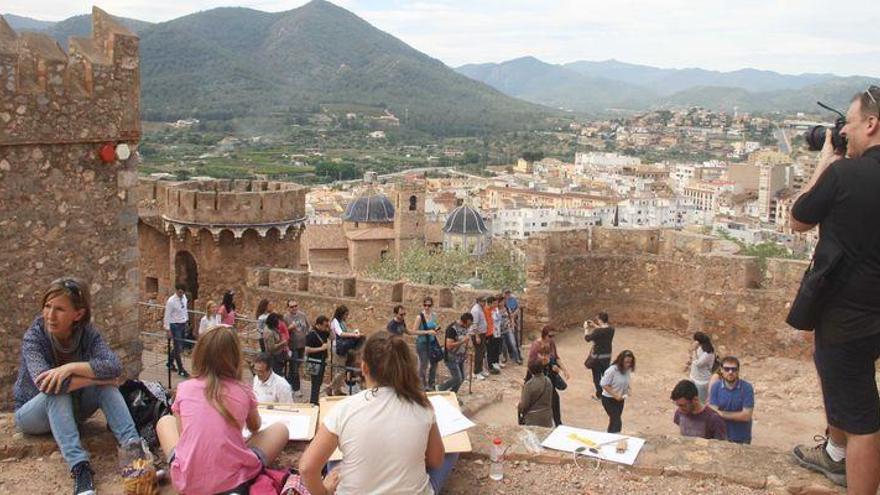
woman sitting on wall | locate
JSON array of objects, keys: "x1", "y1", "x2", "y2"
[
  {"x1": 13, "y1": 277, "x2": 142, "y2": 495},
  {"x1": 299, "y1": 331, "x2": 457, "y2": 494}
]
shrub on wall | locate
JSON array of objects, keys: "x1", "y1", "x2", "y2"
[{"x1": 364, "y1": 245, "x2": 525, "y2": 291}]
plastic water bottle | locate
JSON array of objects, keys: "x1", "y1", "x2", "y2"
[{"x1": 489, "y1": 437, "x2": 504, "y2": 481}]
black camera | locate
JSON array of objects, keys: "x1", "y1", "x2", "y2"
[{"x1": 806, "y1": 101, "x2": 847, "y2": 153}]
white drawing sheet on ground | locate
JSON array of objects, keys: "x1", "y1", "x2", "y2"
[
  {"x1": 429, "y1": 396, "x2": 476, "y2": 438},
  {"x1": 242, "y1": 410, "x2": 312, "y2": 441},
  {"x1": 541, "y1": 425, "x2": 645, "y2": 466}
]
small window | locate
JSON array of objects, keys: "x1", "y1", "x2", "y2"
[
  {"x1": 409, "y1": 195, "x2": 417, "y2": 211},
  {"x1": 145, "y1": 277, "x2": 159, "y2": 294}
]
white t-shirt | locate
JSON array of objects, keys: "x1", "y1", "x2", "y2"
[
  {"x1": 690, "y1": 348, "x2": 715, "y2": 385},
  {"x1": 330, "y1": 318, "x2": 345, "y2": 337},
  {"x1": 198, "y1": 314, "x2": 222, "y2": 336},
  {"x1": 324, "y1": 387, "x2": 435, "y2": 495},
  {"x1": 252, "y1": 372, "x2": 293, "y2": 404}
]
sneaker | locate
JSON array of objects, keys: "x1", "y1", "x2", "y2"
[
  {"x1": 489, "y1": 368, "x2": 501, "y2": 375},
  {"x1": 71, "y1": 461, "x2": 96, "y2": 495},
  {"x1": 498, "y1": 362, "x2": 506, "y2": 369},
  {"x1": 792, "y1": 436, "x2": 847, "y2": 487},
  {"x1": 492, "y1": 363, "x2": 502, "y2": 371},
  {"x1": 178, "y1": 370, "x2": 190, "y2": 378},
  {"x1": 476, "y1": 374, "x2": 486, "y2": 381}
]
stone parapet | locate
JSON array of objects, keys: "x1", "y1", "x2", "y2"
[
  {"x1": 138, "y1": 178, "x2": 307, "y2": 240},
  {"x1": 525, "y1": 227, "x2": 810, "y2": 359},
  {"x1": 0, "y1": 8, "x2": 139, "y2": 146}
]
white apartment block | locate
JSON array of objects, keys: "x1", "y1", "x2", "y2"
[
  {"x1": 616, "y1": 197, "x2": 703, "y2": 228},
  {"x1": 491, "y1": 207, "x2": 614, "y2": 239},
  {"x1": 575, "y1": 152, "x2": 641, "y2": 172}
]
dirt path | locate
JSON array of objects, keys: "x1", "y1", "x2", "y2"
[{"x1": 473, "y1": 326, "x2": 826, "y2": 451}]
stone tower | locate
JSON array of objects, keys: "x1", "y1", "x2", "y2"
[
  {"x1": 137, "y1": 178, "x2": 307, "y2": 321},
  {"x1": 392, "y1": 179, "x2": 426, "y2": 257},
  {"x1": 0, "y1": 8, "x2": 142, "y2": 409}
]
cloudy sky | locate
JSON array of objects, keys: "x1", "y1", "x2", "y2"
[{"x1": 5, "y1": 0, "x2": 880, "y2": 77}]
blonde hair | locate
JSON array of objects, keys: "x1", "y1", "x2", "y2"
[
  {"x1": 191, "y1": 325, "x2": 244, "y2": 426},
  {"x1": 205, "y1": 300, "x2": 216, "y2": 313}
]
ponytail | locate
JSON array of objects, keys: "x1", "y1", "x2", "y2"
[{"x1": 363, "y1": 331, "x2": 430, "y2": 408}]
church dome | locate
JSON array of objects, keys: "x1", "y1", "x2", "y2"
[
  {"x1": 443, "y1": 205, "x2": 488, "y2": 235},
  {"x1": 343, "y1": 193, "x2": 395, "y2": 223}
]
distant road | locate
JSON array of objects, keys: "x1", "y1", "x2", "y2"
[{"x1": 774, "y1": 124, "x2": 792, "y2": 155}]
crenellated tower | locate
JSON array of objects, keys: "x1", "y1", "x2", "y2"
[{"x1": 0, "y1": 8, "x2": 141, "y2": 409}]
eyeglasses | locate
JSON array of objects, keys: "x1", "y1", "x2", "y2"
[
  {"x1": 722, "y1": 366, "x2": 739, "y2": 373},
  {"x1": 62, "y1": 279, "x2": 81, "y2": 298},
  {"x1": 423, "y1": 304, "x2": 433, "y2": 308}
]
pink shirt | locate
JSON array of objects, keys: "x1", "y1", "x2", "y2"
[
  {"x1": 218, "y1": 306, "x2": 236, "y2": 326},
  {"x1": 278, "y1": 321, "x2": 290, "y2": 344},
  {"x1": 170, "y1": 378, "x2": 262, "y2": 495}
]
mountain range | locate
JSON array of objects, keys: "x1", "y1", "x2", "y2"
[
  {"x1": 6, "y1": 2, "x2": 879, "y2": 134},
  {"x1": 457, "y1": 57, "x2": 879, "y2": 114},
  {"x1": 4, "y1": 1, "x2": 550, "y2": 135}
]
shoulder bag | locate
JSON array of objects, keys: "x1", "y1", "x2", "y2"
[{"x1": 305, "y1": 330, "x2": 326, "y2": 376}]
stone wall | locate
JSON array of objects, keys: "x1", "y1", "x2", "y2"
[
  {"x1": 139, "y1": 178, "x2": 307, "y2": 225},
  {"x1": 525, "y1": 227, "x2": 811, "y2": 359},
  {"x1": 242, "y1": 268, "x2": 494, "y2": 336},
  {"x1": 0, "y1": 9, "x2": 141, "y2": 409}
]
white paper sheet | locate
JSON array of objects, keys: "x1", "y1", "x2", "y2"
[
  {"x1": 243, "y1": 410, "x2": 312, "y2": 441},
  {"x1": 429, "y1": 396, "x2": 476, "y2": 438},
  {"x1": 540, "y1": 425, "x2": 645, "y2": 466}
]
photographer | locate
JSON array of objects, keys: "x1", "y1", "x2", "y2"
[
  {"x1": 584, "y1": 312, "x2": 615, "y2": 400},
  {"x1": 790, "y1": 86, "x2": 880, "y2": 492}
]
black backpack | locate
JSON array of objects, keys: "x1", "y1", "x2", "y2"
[{"x1": 119, "y1": 380, "x2": 172, "y2": 450}]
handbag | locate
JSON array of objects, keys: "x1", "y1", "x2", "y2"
[
  {"x1": 428, "y1": 335, "x2": 445, "y2": 363},
  {"x1": 547, "y1": 359, "x2": 567, "y2": 390},
  {"x1": 584, "y1": 345, "x2": 598, "y2": 370},
  {"x1": 420, "y1": 313, "x2": 445, "y2": 363},
  {"x1": 786, "y1": 240, "x2": 845, "y2": 330}
]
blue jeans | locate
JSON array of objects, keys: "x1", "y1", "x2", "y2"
[
  {"x1": 502, "y1": 332, "x2": 521, "y2": 363},
  {"x1": 416, "y1": 339, "x2": 438, "y2": 389},
  {"x1": 15, "y1": 385, "x2": 140, "y2": 469},
  {"x1": 439, "y1": 356, "x2": 465, "y2": 393},
  {"x1": 166, "y1": 322, "x2": 186, "y2": 371},
  {"x1": 328, "y1": 453, "x2": 458, "y2": 492},
  {"x1": 429, "y1": 453, "x2": 459, "y2": 492}
]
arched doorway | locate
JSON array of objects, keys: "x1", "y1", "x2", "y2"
[{"x1": 174, "y1": 251, "x2": 199, "y2": 309}]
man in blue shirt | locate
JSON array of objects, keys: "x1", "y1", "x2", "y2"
[{"x1": 709, "y1": 356, "x2": 754, "y2": 444}]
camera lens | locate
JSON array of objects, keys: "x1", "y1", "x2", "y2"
[{"x1": 806, "y1": 125, "x2": 827, "y2": 151}]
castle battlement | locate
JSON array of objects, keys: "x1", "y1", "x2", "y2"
[
  {"x1": 524, "y1": 226, "x2": 810, "y2": 359},
  {"x1": 138, "y1": 178, "x2": 308, "y2": 240},
  {"x1": 0, "y1": 7, "x2": 139, "y2": 146}
]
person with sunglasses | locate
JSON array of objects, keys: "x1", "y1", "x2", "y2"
[
  {"x1": 413, "y1": 296, "x2": 441, "y2": 390},
  {"x1": 790, "y1": 85, "x2": 880, "y2": 491},
  {"x1": 709, "y1": 356, "x2": 754, "y2": 445},
  {"x1": 14, "y1": 278, "x2": 142, "y2": 495}
]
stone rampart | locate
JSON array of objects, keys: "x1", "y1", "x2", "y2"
[
  {"x1": 0, "y1": 9, "x2": 141, "y2": 409},
  {"x1": 0, "y1": 8, "x2": 139, "y2": 145},
  {"x1": 526, "y1": 227, "x2": 811, "y2": 359},
  {"x1": 243, "y1": 268, "x2": 494, "y2": 335},
  {"x1": 139, "y1": 178, "x2": 307, "y2": 226}
]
